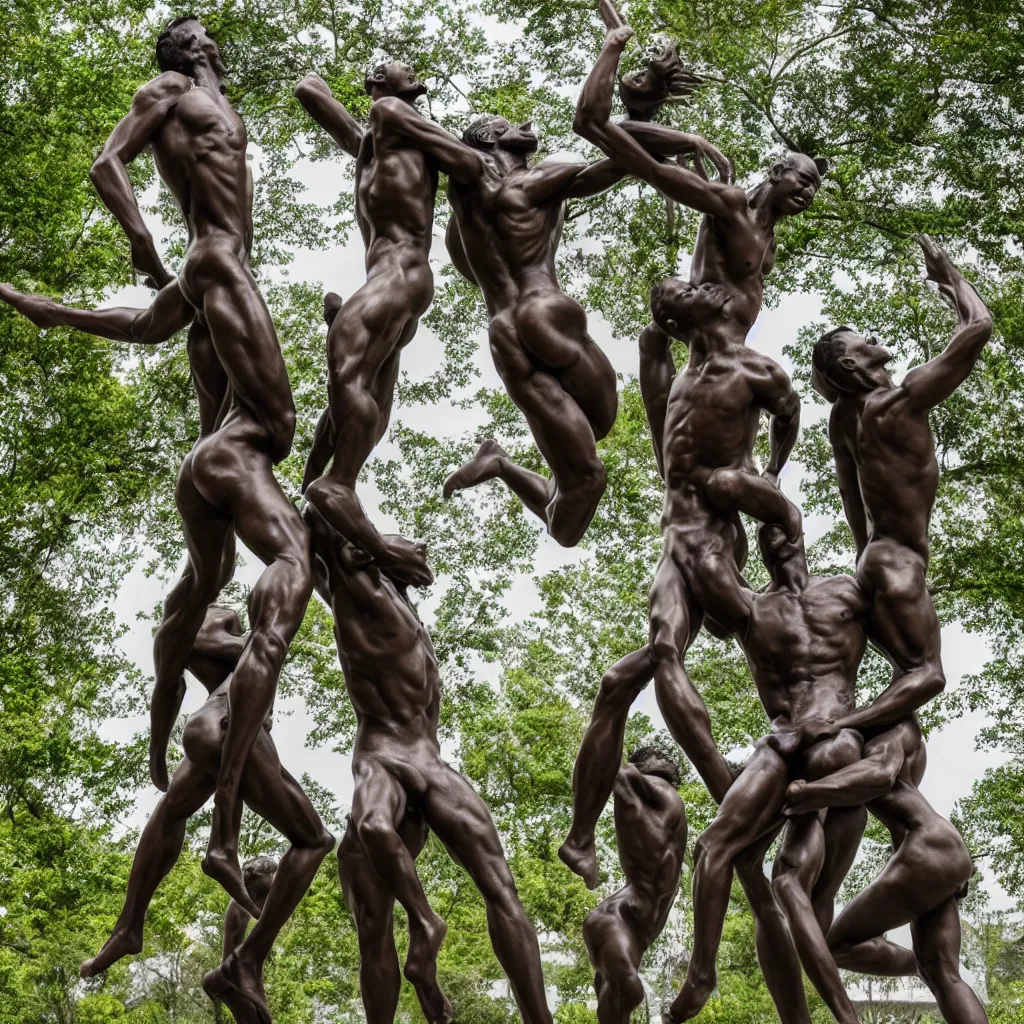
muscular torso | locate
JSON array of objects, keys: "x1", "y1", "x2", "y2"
[
  {"x1": 742, "y1": 576, "x2": 867, "y2": 724},
  {"x1": 662, "y1": 344, "x2": 773, "y2": 488},
  {"x1": 327, "y1": 571, "x2": 442, "y2": 750},
  {"x1": 356, "y1": 119, "x2": 438, "y2": 271},
  {"x1": 832, "y1": 392, "x2": 938, "y2": 559},
  {"x1": 613, "y1": 779, "x2": 687, "y2": 942},
  {"x1": 150, "y1": 78, "x2": 250, "y2": 253},
  {"x1": 687, "y1": 202, "x2": 774, "y2": 340},
  {"x1": 448, "y1": 168, "x2": 566, "y2": 316}
]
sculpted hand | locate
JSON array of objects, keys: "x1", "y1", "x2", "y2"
[
  {"x1": 781, "y1": 778, "x2": 822, "y2": 817},
  {"x1": 598, "y1": 0, "x2": 627, "y2": 31},
  {"x1": 131, "y1": 239, "x2": 173, "y2": 291},
  {"x1": 918, "y1": 233, "x2": 963, "y2": 309},
  {"x1": 695, "y1": 139, "x2": 732, "y2": 183}
]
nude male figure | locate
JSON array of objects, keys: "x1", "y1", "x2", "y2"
[
  {"x1": 305, "y1": 506, "x2": 553, "y2": 1024},
  {"x1": 582, "y1": 745, "x2": 687, "y2": 1024},
  {"x1": 293, "y1": 65, "x2": 466, "y2": 587},
  {"x1": 80, "y1": 606, "x2": 334, "y2": 1024},
  {"x1": 795, "y1": 236, "x2": 993, "y2": 751},
  {"x1": 0, "y1": 18, "x2": 315, "y2": 911},
  {"x1": 784, "y1": 718, "x2": 986, "y2": 1024}
]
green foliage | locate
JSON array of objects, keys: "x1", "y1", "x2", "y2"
[{"x1": 3, "y1": 0, "x2": 1024, "y2": 1021}]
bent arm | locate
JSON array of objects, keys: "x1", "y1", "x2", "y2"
[
  {"x1": 830, "y1": 418, "x2": 868, "y2": 556},
  {"x1": 832, "y1": 666, "x2": 942, "y2": 735},
  {"x1": 789, "y1": 738, "x2": 903, "y2": 812},
  {"x1": 370, "y1": 97, "x2": 485, "y2": 183},
  {"x1": 294, "y1": 74, "x2": 365, "y2": 157},
  {"x1": 755, "y1": 360, "x2": 801, "y2": 478},
  {"x1": 619, "y1": 121, "x2": 733, "y2": 183},
  {"x1": 560, "y1": 157, "x2": 628, "y2": 200},
  {"x1": 902, "y1": 239, "x2": 993, "y2": 412},
  {"x1": 638, "y1": 322, "x2": 674, "y2": 478},
  {"x1": 90, "y1": 74, "x2": 187, "y2": 289}
]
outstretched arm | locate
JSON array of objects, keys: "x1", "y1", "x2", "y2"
[
  {"x1": 574, "y1": 23, "x2": 744, "y2": 219},
  {"x1": 294, "y1": 74, "x2": 366, "y2": 158},
  {"x1": 369, "y1": 96, "x2": 486, "y2": 184},
  {"x1": 638, "y1": 322, "x2": 675, "y2": 478},
  {"x1": 619, "y1": 121, "x2": 733, "y2": 183},
  {"x1": 90, "y1": 73, "x2": 189, "y2": 289},
  {"x1": 902, "y1": 236, "x2": 993, "y2": 412}
]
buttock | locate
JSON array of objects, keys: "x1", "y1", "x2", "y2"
[
  {"x1": 178, "y1": 236, "x2": 250, "y2": 308},
  {"x1": 802, "y1": 728, "x2": 863, "y2": 780}
]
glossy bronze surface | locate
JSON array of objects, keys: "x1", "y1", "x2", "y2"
[
  {"x1": 80, "y1": 607, "x2": 332, "y2": 1024},
  {"x1": 305, "y1": 504, "x2": 552, "y2": 1024}
]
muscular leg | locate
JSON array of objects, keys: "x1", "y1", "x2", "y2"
[
  {"x1": 582, "y1": 904, "x2": 645, "y2": 1024},
  {"x1": 80, "y1": 757, "x2": 214, "y2": 977},
  {"x1": 305, "y1": 280, "x2": 431, "y2": 584},
  {"x1": 733, "y1": 830, "x2": 812, "y2": 1024},
  {"x1": 191, "y1": 417, "x2": 312, "y2": 914},
  {"x1": 859, "y1": 542, "x2": 945, "y2": 719},
  {"x1": 703, "y1": 467, "x2": 801, "y2": 542},
  {"x1": 670, "y1": 744, "x2": 789, "y2": 1022},
  {"x1": 771, "y1": 814, "x2": 859, "y2": 1024},
  {"x1": 648, "y1": 549, "x2": 733, "y2": 803},
  {"x1": 444, "y1": 314, "x2": 607, "y2": 548},
  {"x1": 203, "y1": 731, "x2": 334, "y2": 1024},
  {"x1": 338, "y1": 812, "x2": 441, "y2": 1024},
  {"x1": 911, "y1": 898, "x2": 987, "y2": 1024},
  {"x1": 424, "y1": 764, "x2": 552, "y2": 1024},
  {"x1": 150, "y1": 459, "x2": 236, "y2": 792},
  {"x1": 559, "y1": 646, "x2": 655, "y2": 888},
  {"x1": 349, "y1": 756, "x2": 448, "y2": 1018},
  {"x1": 0, "y1": 279, "x2": 193, "y2": 342}
]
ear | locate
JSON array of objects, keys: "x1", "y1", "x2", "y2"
[
  {"x1": 814, "y1": 156, "x2": 829, "y2": 176},
  {"x1": 769, "y1": 160, "x2": 786, "y2": 181}
]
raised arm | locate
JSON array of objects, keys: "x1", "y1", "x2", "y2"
[
  {"x1": 294, "y1": 74, "x2": 366, "y2": 158},
  {"x1": 752, "y1": 357, "x2": 801, "y2": 481},
  {"x1": 638, "y1": 322, "x2": 675, "y2": 479},
  {"x1": 369, "y1": 96, "x2": 486, "y2": 184},
  {"x1": 90, "y1": 73, "x2": 190, "y2": 289},
  {"x1": 829, "y1": 413, "x2": 869, "y2": 556},
  {"x1": 783, "y1": 729, "x2": 905, "y2": 815},
  {"x1": 901, "y1": 236, "x2": 993, "y2": 413},
  {"x1": 574, "y1": 22, "x2": 744, "y2": 219}
]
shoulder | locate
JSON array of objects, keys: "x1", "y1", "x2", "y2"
[
  {"x1": 369, "y1": 94, "x2": 416, "y2": 124},
  {"x1": 822, "y1": 572, "x2": 868, "y2": 613},
  {"x1": 134, "y1": 71, "x2": 191, "y2": 108}
]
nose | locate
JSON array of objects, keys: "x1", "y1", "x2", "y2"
[{"x1": 519, "y1": 121, "x2": 532, "y2": 132}]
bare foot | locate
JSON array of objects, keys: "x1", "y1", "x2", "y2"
[
  {"x1": 558, "y1": 836, "x2": 599, "y2": 889},
  {"x1": 668, "y1": 968, "x2": 716, "y2": 1023},
  {"x1": 203, "y1": 953, "x2": 270, "y2": 1024},
  {"x1": 80, "y1": 928, "x2": 143, "y2": 977},
  {"x1": 381, "y1": 535, "x2": 434, "y2": 588},
  {"x1": 443, "y1": 440, "x2": 508, "y2": 500},
  {"x1": 203, "y1": 847, "x2": 262, "y2": 920},
  {"x1": 404, "y1": 914, "x2": 449, "y2": 1021},
  {"x1": 0, "y1": 285, "x2": 64, "y2": 328}
]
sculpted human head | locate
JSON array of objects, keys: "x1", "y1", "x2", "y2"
[
  {"x1": 618, "y1": 41, "x2": 702, "y2": 121},
  {"x1": 649, "y1": 279, "x2": 728, "y2": 339},
  {"x1": 761, "y1": 152, "x2": 827, "y2": 218},
  {"x1": 462, "y1": 115, "x2": 539, "y2": 155},
  {"x1": 364, "y1": 61, "x2": 427, "y2": 101},
  {"x1": 628, "y1": 743, "x2": 682, "y2": 787},
  {"x1": 157, "y1": 16, "x2": 226, "y2": 85},
  {"x1": 242, "y1": 855, "x2": 278, "y2": 910},
  {"x1": 811, "y1": 326, "x2": 893, "y2": 402}
]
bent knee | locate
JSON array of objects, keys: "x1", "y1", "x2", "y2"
[{"x1": 265, "y1": 407, "x2": 297, "y2": 465}]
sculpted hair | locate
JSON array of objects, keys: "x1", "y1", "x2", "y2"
[
  {"x1": 463, "y1": 114, "x2": 503, "y2": 149},
  {"x1": 629, "y1": 742, "x2": 682, "y2": 788},
  {"x1": 242, "y1": 855, "x2": 278, "y2": 886},
  {"x1": 157, "y1": 15, "x2": 204, "y2": 75}
]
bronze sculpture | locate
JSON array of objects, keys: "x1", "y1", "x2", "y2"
[
  {"x1": 582, "y1": 745, "x2": 687, "y2": 1024},
  {"x1": 0, "y1": 16, "x2": 316, "y2": 916},
  {"x1": 305, "y1": 503, "x2": 553, "y2": 1024},
  {"x1": 81, "y1": 606, "x2": 333, "y2": 1024}
]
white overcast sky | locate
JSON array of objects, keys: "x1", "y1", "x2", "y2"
[{"x1": 96, "y1": 67, "x2": 1013, "y2": 979}]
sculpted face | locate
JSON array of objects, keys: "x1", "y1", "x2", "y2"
[
  {"x1": 366, "y1": 61, "x2": 427, "y2": 100},
  {"x1": 487, "y1": 117, "x2": 539, "y2": 153},
  {"x1": 816, "y1": 328, "x2": 893, "y2": 398},
  {"x1": 767, "y1": 153, "x2": 824, "y2": 217},
  {"x1": 168, "y1": 19, "x2": 226, "y2": 79}
]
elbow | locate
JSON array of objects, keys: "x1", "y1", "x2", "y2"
[
  {"x1": 572, "y1": 108, "x2": 600, "y2": 143},
  {"x1": 293, "y1": 74, "x2": 322, "y2": 101},
  {"x1": 88, "y1": 154, "x2": 111, "y2": 191}
]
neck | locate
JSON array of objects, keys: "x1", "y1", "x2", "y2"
[
  {"x1": 747, "y1": 184, "x2": 778, "y2": 231},
  {"x1": 192, "y1": 61, "x2": 224, "y2": 93},
  {"x1": 493, "y1": 148, "x2": 530, "y2": 173}
]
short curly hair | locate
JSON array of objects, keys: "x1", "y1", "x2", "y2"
[
  {"x1": 463, "y1": 114, "x2": 504, "y2": 149},
  {"x1": 629, "y1": 742, "x2": 682, "y2": 787},
  {"x1": 242, "y1": 855, "x2": 278, "y2": 887}
]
